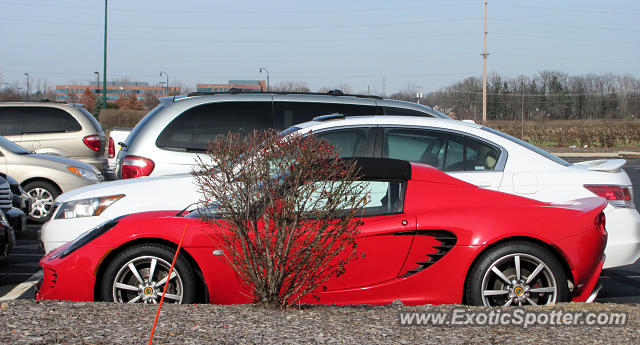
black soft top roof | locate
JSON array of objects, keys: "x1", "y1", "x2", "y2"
[{"x1": 348, "y1": 157, "x2": 411, "y2": 181}]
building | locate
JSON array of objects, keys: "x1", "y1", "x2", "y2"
[
  {"x1": 196, "y1": 80, "x2": 266, "y2": 93},
  {"x1": 55, "y1": 82, "x2": 179, "y2": 103}
]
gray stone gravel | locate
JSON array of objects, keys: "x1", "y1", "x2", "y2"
[{"x1": 1, "y1": 300, "x2": 639, "y2": 344}]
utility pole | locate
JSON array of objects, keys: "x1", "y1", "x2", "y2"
[
  {"x1": 24, "y1": 73, "x2": 30, "y2": 101},
  {"x1": 259, "y1": 67, "x2": 269, "y2": 92},
  {"x1": 521, "y1": 80, "x2": 525, "y2": 138},
  {"x1": 482, "y1": 0, "x2": 488, "y2": 124}
]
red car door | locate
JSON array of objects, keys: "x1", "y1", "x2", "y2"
[{"x1": 321, "y1": 213, "x2": 416, "y2": 291}]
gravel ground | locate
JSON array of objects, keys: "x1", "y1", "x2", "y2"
[{"x1": 1, "y1": 300, "x2": 639, "y2": 344}]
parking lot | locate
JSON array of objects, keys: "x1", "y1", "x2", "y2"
[{"x1": 1, "y1": 157, "x2": 640, "y2": 303}]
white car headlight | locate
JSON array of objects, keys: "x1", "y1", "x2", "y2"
[
  {"x1": 66, "y1": 166, "x2": 98, "y2": 181},
  {"x1": 55, "y1": 194, "x2": 125, "y2": 219}
]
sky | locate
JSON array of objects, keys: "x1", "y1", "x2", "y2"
[{"x1": 1, "y1": 0, "x2": 639, "y2": 95}]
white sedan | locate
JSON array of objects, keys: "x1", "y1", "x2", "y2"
[{"x1": 40, "y1": 116, "x2": 640, "y2": 268}]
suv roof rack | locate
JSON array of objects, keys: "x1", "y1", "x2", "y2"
[
  {"x1": 312, "y1": 113, "x2": 346, "y2": 122},
  {"x1": 185, "y1": 89, "x2": 383, "y2": 100}
]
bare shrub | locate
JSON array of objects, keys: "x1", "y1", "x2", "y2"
[
  {"x1": 99, "y1": 109, "x2": 147, "y2": 130},
  {"x1": 194, "y1": 130, "x2": 369, "y2": 308}
]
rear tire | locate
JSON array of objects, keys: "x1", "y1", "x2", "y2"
[
  {"x1": 466, "y1": 241, "x2": 569, "y2": 306},
  {"x1": 24, "y1": 181, "x2": 59, "y2": 223},
  {"x1": 101, "y1": 244, "x2": 197, "y2": 304}
]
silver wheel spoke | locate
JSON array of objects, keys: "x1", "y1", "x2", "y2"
[
  {"x1": 530, "y1": 287, "x2": 556, "y2": 293},
  {"x1": 114, "y1": 282, "x2": 139, "y2": 292},
  {"x1": 128, "y1": 263, "x2": 145, "y2": 284},
  {"x1": 525, "y1": 263, "x2": 546, "y2": 284},
  {"x1": 515, "y1": 255, "x2": 521, "y2": 281},
  {"x1": 525, "y1": 297, "x2": 538, "y2": 305},
  {"x1": 149, "y1": 259, "x2": 157, "y2": 282},
  {"x1": 163, "y1": 293, "x2": 181, "y2": 301},
  {"x1": 483, "y1": 290, "x2": 509, "y2": 296},
  {"x1": 155, "y1": 271, "x2": 177, "y2": 287},
  {"x1": 503, "y1": 298, "x2": 514, "y2": 306},
  {"x1": 491, "y1": 266, "x2": 512, "y2": 285},
  {"x1": 127, "y1": 296, "x2": 142, "y2": 304}
]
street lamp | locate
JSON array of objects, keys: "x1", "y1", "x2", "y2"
[
  {"x1": 102, "y1": 0, "x2": 108, "y2": 113},
  {"x1": 24, "y1": 73, "x2": 29, "y2": 101},
  {"x1": 160, "y1": 71, "x2": 168, "y2": 95},
  {"x1": 259, "y1": 67, "x2": 269, "y2": 92}
]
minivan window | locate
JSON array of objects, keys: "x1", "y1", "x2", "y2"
[
  {"x1": 22, "y1": 107, "x2": 81, "y2": 133},
  {"x1": 156, "y1": 101, "x2": 272, "y2": 151},
  {"x1": 274, "y1": 102, "x2": 378, "y2": 129},
  {"x1": 0, "y1": 107, "x2": 22, "y2": 136}
]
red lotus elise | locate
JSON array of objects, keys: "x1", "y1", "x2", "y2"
[{"x1": 37, "y1": 159, "x2": 608, "y2": 306}]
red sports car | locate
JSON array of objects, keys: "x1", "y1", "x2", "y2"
[{"x1": 37, "y1": 159, "x2": 608, "y2": 306}]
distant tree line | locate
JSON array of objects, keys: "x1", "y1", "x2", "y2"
[{"x1": 391, "y1": 71, "x2": 640, "y2": 121}]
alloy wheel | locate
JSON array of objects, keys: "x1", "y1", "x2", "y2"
[
  {"x1": 481, "y1": 253, "x2": 558, "y2": 306},
  {"x1": 27, "y1": 187, "x2": 54, "y2": 219},
  {"x1": 112, "y1": 255, "x2": 184, "y2": 304}
]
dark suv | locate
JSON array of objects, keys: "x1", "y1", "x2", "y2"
[{"x1": 116, "y1": 91, "x2": 450, "y2": 178}]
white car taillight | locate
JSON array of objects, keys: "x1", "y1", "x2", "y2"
[
  {"x1": 121, "y1": 155, "x2": 155, "y2": 179},
  {"x1": 584, "y1": 185, "x2": 635, "y2": 208}
]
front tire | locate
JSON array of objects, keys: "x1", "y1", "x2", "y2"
[
  {"x1": 24, "y1": 181, "x2": 59, "y2": 223},
  {"x1": 466, "y1": 242, "x2": 569, "y2": 306},
  {"x1": 101, "y1": 244, "x2": 196, "y2": 304}
]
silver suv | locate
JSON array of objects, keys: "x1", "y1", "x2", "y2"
[
  {"x1": 116, "y1": 91, "x2": 449, "y2": 179},
  {"x1": 0, "y1": 102, "x2": 108, "y2": 172}
]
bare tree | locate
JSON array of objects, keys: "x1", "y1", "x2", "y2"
[
  {"x1": 194, "y1": 130, "x2": 369, "y2": 308},
  {"x1": 142, "y1": 92, "x2": 160, "y2": 109},
  {"x1": 79, "y1": 88, "x2": 97, "y2": 112},
  {"x1": 270, "y1": 81, "x2": 310, "y2": 92}
]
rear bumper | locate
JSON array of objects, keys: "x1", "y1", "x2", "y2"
[
  {"x1": 75, "y1": 156, "x2": 108, "y2": 173},
  {"x1": 603, "y1": 207, "x2": 640, "y2": 268}
]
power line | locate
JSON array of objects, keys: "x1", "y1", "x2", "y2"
[
  {"x1": 445, "y1": 90, "x2": 640, "y2": 97},
  {"x1": 494, "y1": 18, "x2": 640, "y2": 32},
  {"x1": 492, "y1": 1, "x2": 640, "y2": 16},
  {"x1": 0, "y1": 0, "x2": 478, "y2": 14},
  {"x1": 0, "y1": 16, "x2": 478, "y2": 31},
  {"x1": 492, "y1": 32, "x2": 640, "y2": 46},
  {"x1": 17, "y1": 31, "x2": 474, "y2": 44},
  {"x1": 494, "y1": 52, "x2": 640, "y2": 65}
]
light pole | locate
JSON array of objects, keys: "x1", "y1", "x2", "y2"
[
  {"x1": 160, "y1": 71, "x2": 168, "y2": 95},
  {"x1": 159, "y1": 81, "x2": 166, "y2": 96},
  {"x1": 24, "y1": 73, "x2": 30, "y2": 101},
  {"x1": 259, "y1": 67, "x2": 269, "y2": 92},
  {"x1": 94, "y1": 71, "x2": 101, "y2": 111},
  {"x1": 102, "y1": 0, "x2": 108, "y2": 112}
]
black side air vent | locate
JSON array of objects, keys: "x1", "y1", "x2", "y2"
[{"x1": 399, "y1": 230, "x2": 457, "y2": 278}]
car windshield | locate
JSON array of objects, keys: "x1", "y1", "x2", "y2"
[
  {"x1": 0, "y1": 136, "x2": 30, "y2": 154},
  {"x1": 481, "y1": 126, "x2": 571, "y2": 167},
  {"x1": 186, "y1": 179, "x2": 405, "y2": 219}
]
